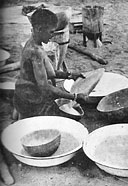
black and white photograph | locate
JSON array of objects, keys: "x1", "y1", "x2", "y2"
[{"x1": 0, "y1": 0, "x2": 128, "y2": 185}]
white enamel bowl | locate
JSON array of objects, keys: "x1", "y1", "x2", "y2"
[
  {"x1": 83, "y1": 124, "x2": 128, "y2": 177},
  {"x1": 55, "y1": 98, "x2": 84, "y2": 121},
  {"x1": 0, "y1": 79, "x2": 16, "y2": 99},
  {"x1": 0, "y1": 49, "x2": 10, "y2": 66},
  {"x1": 64, "y1": 72, "x2": 128, "y2": 103},
  {"x1": 0, "y1": 81, "x2": 15, "y2": 90},
  {"x1": 1, "y1": 116, "x2": 88, "y2": 167}
]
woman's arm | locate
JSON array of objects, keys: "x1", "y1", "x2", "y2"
[
  {"x1": 54, "y1": 70, "x2": 86, "y2": 80},
  {"x1": 31, "y1": 49, "x2": 75, "y2": 100},
  {"x1": 54, "y1": 70, "x2": 70, "y2": 79}
]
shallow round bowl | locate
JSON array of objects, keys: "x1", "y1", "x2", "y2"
[
  {"x1": 55, "y1": 98, "x2": 84, "y2": 121},
  {"x1": 1, "y1": 116, "x2": 88, "y2": 167},
  {"x1": 64, "y1": 71, "x2": 128, "y2": 105},
  {"x1": 83, "y1": 124, "x2": 128, "y2": 177},
  {"x1": 0, "y1": 49, "x2": 10, "y2": 66},
  {"x1": 0, "y1": 78, "x2": 16, "y2": 100},
  {"x1": 21, "y1": 129, "x2": 61, "y2": 157}
]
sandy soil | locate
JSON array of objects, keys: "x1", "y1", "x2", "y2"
[{"x1": 1, "y1": 0, "x2": 128, "y2": 185}]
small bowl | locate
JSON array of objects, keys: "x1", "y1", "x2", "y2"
[
  {"x1": 55, "y1": 98, "x2": 84, "y2": 121},
  {"x1": 0, "y1": 49, "x2": 10, "y2": 66},
  {"x1": 21, "y1": 129, "x2": 61, "y2": 157},
  {"x1": 0, "y1": 79, "x2": 15, "y2": 100}
]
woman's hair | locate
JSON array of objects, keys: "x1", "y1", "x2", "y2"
[{"x1": 31, "y1": 8, "x2": 58, "y2": 29}]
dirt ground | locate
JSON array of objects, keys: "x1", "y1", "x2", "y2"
[{"x1": 1, "y1": 0, "x2": 128, "y2": 185}]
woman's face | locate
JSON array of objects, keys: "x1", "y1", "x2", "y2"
[{"x1": 39, "y1": 25, "x2": 56, "y2": 44}]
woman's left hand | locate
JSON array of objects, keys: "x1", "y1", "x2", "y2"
[{"x1": 69, "y1": 72, "x2": 86, "y2": 80}]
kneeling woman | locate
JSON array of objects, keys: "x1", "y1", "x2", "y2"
[{"x1": 14, "y1": 8, "x2": 87, "y2": 119}]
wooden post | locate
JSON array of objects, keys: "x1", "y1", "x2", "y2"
[{"x1": 82, "y1": 5, "x2": 104, "y2": 48}]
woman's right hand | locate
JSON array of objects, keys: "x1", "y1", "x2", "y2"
[{"x1": 75, "y1": 93, "x2": 88, "y2": 105}]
